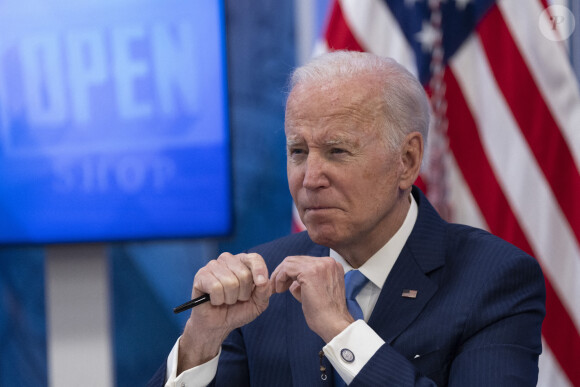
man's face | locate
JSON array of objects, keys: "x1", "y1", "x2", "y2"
[{"x1": 285, "y1": 76, "x2": 408, "y2": 258}]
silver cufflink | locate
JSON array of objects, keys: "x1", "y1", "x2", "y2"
[{"x1": 340, "y1": 348, "x2": 355, "y2": 363}]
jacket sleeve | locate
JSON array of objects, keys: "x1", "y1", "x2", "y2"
[
  {"x1": 213, "y1": 328, "x2": 250, "y2": 386},
  {"x1": 146, "y1": 363, "x2": 168, "y2": 387},
  {"x1": 446, "y1": 253, "x2": 545, "y2": 386},
  {"x1": 146, "y1": 328, "x2": 249, "y2": 387}
]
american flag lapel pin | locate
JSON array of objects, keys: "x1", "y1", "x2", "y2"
[{"x1": 402, "y1": 289, "x2": 418, "y2": 299}]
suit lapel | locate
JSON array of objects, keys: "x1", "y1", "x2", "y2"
[
  {"x1": 368, "y1": 187, "x2": 447, "y2": 344},
  {"x1": 367, "y1": 245, "x2": 439, "y2": 344}
]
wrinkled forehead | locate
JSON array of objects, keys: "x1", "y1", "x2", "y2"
[
  {"x1": 287, "y1": 74, "x2": 381, "y2": 105},
  {"x1": 285, "y1": 77, "x2": 386, "y2": 136}
]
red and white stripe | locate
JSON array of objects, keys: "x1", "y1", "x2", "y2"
[{"x1": 294, "y1": 0, "x2": 580, "y2": 385}]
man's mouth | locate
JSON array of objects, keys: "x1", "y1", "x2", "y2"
[{"x1": 304, "y1": 206, "x2": 336, "y2": 213}]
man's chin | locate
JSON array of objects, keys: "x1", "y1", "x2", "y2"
[{"x1": 305, "y1": 227, "x2": 340, "y2": 248}]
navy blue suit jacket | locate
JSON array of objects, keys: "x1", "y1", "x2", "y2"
[{"x1": 149, "y1": 187, "x2": 545, "y2": 386}]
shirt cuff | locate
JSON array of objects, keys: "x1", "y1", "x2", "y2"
[
  {"x1": 323, "y1": 320, "x2": 385, "y2": 384},
  {"x1": 165, "y1": 336, "x2": 221, "y2": 387}
]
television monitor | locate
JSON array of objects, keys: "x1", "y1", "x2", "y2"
[{"x1": 0, "y1": 0, "x2": 232, "y2": 243}]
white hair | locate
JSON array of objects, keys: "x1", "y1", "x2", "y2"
[{"x1": 289, "y1": 51, "x2": 430, "y2": 153}]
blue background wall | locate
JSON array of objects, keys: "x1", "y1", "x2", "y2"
[
  {"x1": 0, "y1": 1, "x2": 296, "y2": 386},
  {"x1": 110, "y1": 2, "x2": 296, "y2": 385}
]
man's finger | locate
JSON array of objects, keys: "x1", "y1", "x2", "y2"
[
  {"x1": 193, "y1": 269, "x2": 225, "y2": 305},
  {"x1": 240, "y1": 253, "x2": 268, "y2": 286},
  {"x1": 205, "y1": 259, "x2": 242, "y2": 305},
  {"x1": 220, "y1": 254, "x2": 254, "y2": 301},
  {"x1": 289, "y1": 280, "x2": 302, "y2": 303},
  {"x1": 270, "y1": 256, "x2": 309, "y2": 294},
  {"x1": 273, "y1": 268, "x2": 293, "y2": 294},
  {"x1": 252, "y1": 275, "x2": 272, "y2": 311}
]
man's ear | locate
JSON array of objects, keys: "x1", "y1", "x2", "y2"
[{"x1": 399, "y1": 132, "x2": 424, "y2": 191}]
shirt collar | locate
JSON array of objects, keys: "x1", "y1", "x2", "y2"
[{"x1": 330, "y1": 194, "x2": 418, "y2": 289}]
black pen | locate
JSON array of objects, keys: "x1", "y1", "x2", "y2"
[{"x1": 173, "y1": 294, "x2": 211, "y2": 314}]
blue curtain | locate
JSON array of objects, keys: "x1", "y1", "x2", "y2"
[{"x1": 0, "y1": 248, "x2": 47, "y2": 387}]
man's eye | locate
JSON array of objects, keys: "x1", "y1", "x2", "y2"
[
  {"x1": 289, "y1": 148, "x2": 305, "y2": 156},
  {"x1": 330, "y1": 148, "x2": 346, "y2": 154}
]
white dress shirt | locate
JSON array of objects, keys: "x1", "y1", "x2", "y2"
[
  {"x1": 166, "y1": 196, "x2": 418, "y2": 387},
  {"x1": 324, "y1": 195, "x2": 418, "y2": 383}
]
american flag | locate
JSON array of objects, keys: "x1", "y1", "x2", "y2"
[{"x1": 293, "y1": 0, "x2": 580, "y2": 385}]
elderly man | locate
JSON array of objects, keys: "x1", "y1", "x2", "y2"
[{"x1": 151, "y1": 51, "x2": 545, "y2": 386}]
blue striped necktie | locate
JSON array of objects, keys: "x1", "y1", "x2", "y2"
[{"x1": 334, "y1": 270, "x2": 369, "y2": 386}]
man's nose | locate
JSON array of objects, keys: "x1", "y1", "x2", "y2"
[{"x1": 302, "y1": 153, "x2": 330, "y2": 190}]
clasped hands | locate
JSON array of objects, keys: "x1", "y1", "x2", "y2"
[{"x1": 178, "y1": 252, "x2": 355, "y2": 372}]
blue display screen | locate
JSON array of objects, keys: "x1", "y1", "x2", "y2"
[{"x1": 0, "y1": 0, "x2": 231, "y2": 243}]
